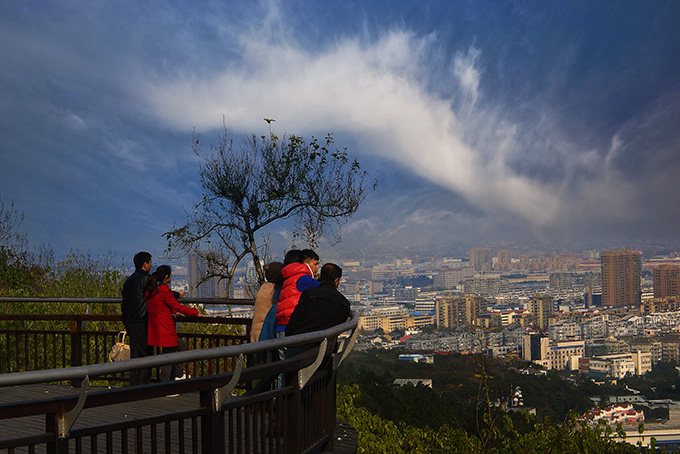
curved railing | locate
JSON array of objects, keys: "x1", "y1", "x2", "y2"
[
  {"x1": 0, "y1": 297, "x2": 254, "y2": 381},
  {"x1": 0, "y1": 297, "x2": 359, "y2": 454}
]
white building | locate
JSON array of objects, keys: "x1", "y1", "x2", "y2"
[{"x1": 578, "y1": 351, "x2": 652, "y2": 378}]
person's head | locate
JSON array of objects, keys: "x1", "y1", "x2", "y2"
[
  {"x1": 133, "y1": 251, "x2": 152, "y2": 272},
  {"x1": 319, "y1": 263, "x2": 342, "y2": 287},
  {"x1": 300, "y1": 249, "x2": 320, "y2": 276},
  {"x1": 155, "y1": 265, "x2": 172, "y2": 284},
  {"x1": 264, "y1": 262, "x2": 284, "y2": 283},
  {"x1": 146, "y1": 264, "x2": 172, "y2": 292},
  {"x1": 283, "y1": 249, "x2": 301, "y2": 266}
]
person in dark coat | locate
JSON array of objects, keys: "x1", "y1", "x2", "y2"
[
  {"x1": 121, "y1": 251, "x2": 153, "y2": 386},
  {"x1": 285, "y1": 263, "x2": 350, "y2": 358}
]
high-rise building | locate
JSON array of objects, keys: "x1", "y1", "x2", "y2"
[
  {"x1": 469, "y1": 248, "x2": 492, "y2": 272},
  {"x1": 188, "y1": 253, "x2": 229, "y2": 298},
  {"x1": 522, "y1": 332, "x2": 548, "y2": 362},
  {"x1": 600, "y1": 248, "x2": 641, "y2": 307},
  {"x1": 527, "y1": 295, "x2": 553, "y2": 331},
  {"x1": 435, "y1": 295, "x2": 485, "y2": 328},
  {"x1": 495, "y1": 250, "x2": 511, "y2": 271},
  {"x1": 653, "y1": 265, "x2": 680, "y2": 298}
]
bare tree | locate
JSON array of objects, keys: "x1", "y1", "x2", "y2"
[
  {"x1": 0, "y1": 197, "x2": 28, "y2": 256},
  {"x1": 0, "y1": 197, "x2": 53, "y2": 294},
  {"x1": 164, "y1": 120, "x2": 375, "y2": 294}
]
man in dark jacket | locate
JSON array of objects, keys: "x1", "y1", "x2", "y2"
[
  {"x1": 285, "y1": 263, "x2": 350, "y2": 357},
  {"x1": 121, "y1": 251, "x2": 153, "y2": 386}
]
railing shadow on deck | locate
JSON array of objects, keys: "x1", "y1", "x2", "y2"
[{"x1": 0, "y1": 297, "x2": 359, "y2": 454}]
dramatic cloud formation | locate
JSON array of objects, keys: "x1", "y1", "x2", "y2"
[
  {"x1": 144, "y1": 25, "x2": 562, "y2": 223},
  {"x1": 1, "y1": 1, "x2": 679, "y2": 260}
]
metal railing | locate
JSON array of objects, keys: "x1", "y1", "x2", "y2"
[
  {"x1": 0, "y1": 297, "x2": 359, "y2": 454},
  {"x1": 0, "y1": 297, "x2": 253, "y2": 382}
]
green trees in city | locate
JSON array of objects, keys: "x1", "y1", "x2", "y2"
[
  {"x1": 337, "y1": 351, "x2": 652, "y2": 453},
  {"x1": 337, "y1": 383, "x2": 644, "y2": 453}
]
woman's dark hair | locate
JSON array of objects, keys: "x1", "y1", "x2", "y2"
[
  {"x1": 275, "y1": 250, "x2": 302, "y2": 290},
  {"x1": 283, "y1": 249, "x2": 301, "y2": 265},
  {"x1": 147, "y1": 265, "x2": 172, "y2": 293},
  {"x1": 264, "y1": 262, "x2": 284, "y2": 283}
]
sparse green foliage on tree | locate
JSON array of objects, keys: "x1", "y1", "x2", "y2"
[
  {"x1": 0, "y1": 197, "x2": 53, "y2": 295},
  {"x1": 164, "y1": 120, "x2": 375, "y2": 294},
  {"x1": 1, "y1": 197, "x2": 125, "y2": 323}
]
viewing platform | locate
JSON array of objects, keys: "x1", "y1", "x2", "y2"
[{"x1": 0, "y1": 297, "x2": 358, "y2": 453}]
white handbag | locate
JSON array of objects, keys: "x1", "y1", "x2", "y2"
[{"x1": 109, "y1": 331, "x2": 131, "y2": 361}]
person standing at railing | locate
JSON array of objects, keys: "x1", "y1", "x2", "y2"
[
  {"x1": 250, "y1": 261, "x2": 283, "y2": 343},
  {"x1": 257, "y1": 249, "x2": 301, "y2": 345},
  {"x1": 146, "y1": 265, "x2": 201, "y2": 381},
  {"x1": 285, "y1": 263, "x2": 350, "y2": 358},
  {"x1": 121, "y1": 251, "x2": 154, "y2": 386},
  {"x1": 275, "y1": 249, "x2": 320, "y2": 338}
]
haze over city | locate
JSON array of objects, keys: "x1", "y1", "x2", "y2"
[{"x1": 1, "y1": 1, "x2": 679, "y2": 262}]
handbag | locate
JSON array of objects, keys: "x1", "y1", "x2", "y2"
[{"x1": 109, "y1": 331, "x2": 131, "y2": 361}]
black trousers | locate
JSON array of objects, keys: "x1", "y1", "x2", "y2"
[
  {"x1": 124, "y1": 318, "x2": 153, "y2": 386},
  {"x1": 156, "y1": 338, "x2": 188, "y2": 381}
]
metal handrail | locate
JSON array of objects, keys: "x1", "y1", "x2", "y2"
[
  {"x1": 0, "y1": 296, "x2": 256, "y2": 306},
  {"x1": 0, "y1": 311, "x2": 359, "y2": 387}
]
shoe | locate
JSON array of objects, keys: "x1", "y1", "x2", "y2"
[{"x1": 175, "y1": 373, "x2": 190, "y2": 380}]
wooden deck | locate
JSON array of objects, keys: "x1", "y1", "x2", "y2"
[
  {"x1": 0, "y1": 384, "x2": 356, "y2": 453},
  {"x1": 0, "y1": 383, "x2": 197, "y2": 432}
]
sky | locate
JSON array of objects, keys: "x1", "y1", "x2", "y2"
[{"x1": 1, "y1": 0, "x2": 680, "y2": 264}]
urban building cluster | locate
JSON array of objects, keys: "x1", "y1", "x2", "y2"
[
  {"x1": 174, "y1": 248, "x2": 680, "y2": 380},
  {"x1": 342, "y1": 247, "x2": 680, "y2": 379}
]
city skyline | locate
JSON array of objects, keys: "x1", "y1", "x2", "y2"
[{"x1": 2, "y1": 1, "x2": 680, "y2": 263}]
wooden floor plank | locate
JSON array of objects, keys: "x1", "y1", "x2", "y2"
[
  {"x1": 0, "y1": 384, "x2": 198, "y2": 442},
  {"x1": 1, "y1": 384, "x2": 358, "y2": 453}
]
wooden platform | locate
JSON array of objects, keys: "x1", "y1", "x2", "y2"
[
  {"x1": 323, "y1": 419, "x2": 358, "y2": 454},
  {"x1": 0, "y1": 384, "x2": 357, "y2": 453},
  {"x1": 0, "y1": 383, "x2": 198, "y2": 435}
]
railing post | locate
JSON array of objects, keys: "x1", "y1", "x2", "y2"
[
  {"x1": 200, "y1": 389, "x2": 226, "y2": 454},
  {"x1": 45, "y1": 413, "x2": 69, "y2": 454},
  {"x1": 285, "y1": 370, "x2": 302, "y2": 454},
  {"x1": 70, "y1": 319, "x2": 83, "y2": 388},
  {"x1": 325, "y1": 356, "x2": 338, "y2": 451}
]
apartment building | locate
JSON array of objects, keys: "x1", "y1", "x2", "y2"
[
  {"x1": 653, "y1": 265, "x2": 680, "y2": 298},
  {"x1": 435, "y1": 295, "x2": 486, "y2": 328},
  {"x1": 188, "y1": 253, "x2": 229, "y2": 298},
  {"x1": 578, "y1": 351, "x2": 652, "y2": 378},
  {"x1": 601, "y1": 248, "x2": 641, "y2": 307}
]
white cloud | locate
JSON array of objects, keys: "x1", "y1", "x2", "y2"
[
  {"x1": 142, "y1": 22, "x2": 567, "y2": 229},
  {"x1": 453, "y1": 46, "x2": 481, "y2": 106},
  {"x1": 138, "y1": 3, "x2": 680, "y2": 240}
]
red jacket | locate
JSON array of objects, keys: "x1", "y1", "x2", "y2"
[
  {"x1": 146, "y1": 284, "x2": 199, "y2": 347},
  {"x1": 275, "y1": 262, "x2": 318, "y2": 327}
]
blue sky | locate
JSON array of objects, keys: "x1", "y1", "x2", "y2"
[{"x1": 1, "y1": 1, "x2": 679, "y2": 263}]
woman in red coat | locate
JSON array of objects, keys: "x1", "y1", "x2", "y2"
[{"x1": 146, "y1": 265, "x2": 200, "y2": 381}]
